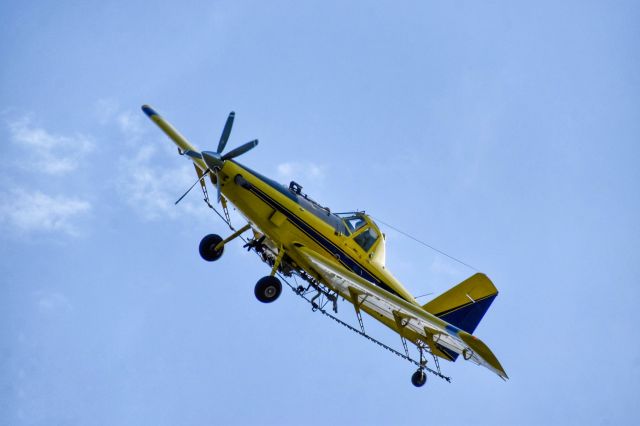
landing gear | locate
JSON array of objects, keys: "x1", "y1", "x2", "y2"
[
  {"x1": 411, "y1": 369, "x2": 427, "y2": 387},
  {"x1": 253, "y1": 244, "x2": 286, "y2": 303},
  {"x1": 410, "y1": 345, "x2": 429, "y2": 387},
  {"x1": 199, "y1": 234, "x2": 224, "y2": 261},
  {"x1": 255, "y1": 276, "x2": 282, "y2": 303},
  {"x1": 199, "y1": 224, "x2": 252, "y2": 262}
]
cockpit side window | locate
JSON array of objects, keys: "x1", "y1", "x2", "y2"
[
  {"x1": 344, "y1": 216, "x2": 367, "y2": 233},
  {"x1": 354, "y1": 227, "x2": 379, "y2": 252}
]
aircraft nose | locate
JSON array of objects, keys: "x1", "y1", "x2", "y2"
[{"x1": 202, "y1": 151, "x2": 224, "y2": 170}]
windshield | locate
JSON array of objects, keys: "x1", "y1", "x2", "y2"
[{"x1": 354, "y1": 227, "x2": 379, "y2": 252}]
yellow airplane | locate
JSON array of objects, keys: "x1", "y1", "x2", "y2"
[{"x1": 142, "y1": 105, "x2": 508, "y2": 387}]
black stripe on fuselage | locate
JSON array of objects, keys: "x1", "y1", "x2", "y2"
[{"x1": 234, "y1": 165, "x2": 404, "y2": 300}]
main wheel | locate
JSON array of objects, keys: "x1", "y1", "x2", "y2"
[
  {"x1": 254, "y1": 276, "x2": 282, "y2": 303},
  {"x1": 411, "y1": 369, "x2": 427, "y2": 387},
  {"x1": 199, "y1": 234, "x2": 224, "y2": 261}
]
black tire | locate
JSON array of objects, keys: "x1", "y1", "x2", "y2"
[
  {"x1": 411, "y1": 369, "x2": 427, "y2": 387},
  {"x1": 254, "y1": 276, "x2": 282, "y2": 303},
  {"x1": 199, "y1": 234, "x2": 224, "y2": 262}
]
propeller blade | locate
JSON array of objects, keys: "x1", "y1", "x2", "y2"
[
  {"x1": 216, "y1": 172, "x2": 222, "y2": 203},
  {"x1": 217, "y1": 111, "x2": 235, "y2": 154},
  {"x1": 175, "y1": 169, "x2": 210, "y2": 205},
  {"x1": 141, "y1": 105, "x2": 194, "y2": 152},
  {"x1": 221, "y1": 139, "x2": 259, "y2": 161}
]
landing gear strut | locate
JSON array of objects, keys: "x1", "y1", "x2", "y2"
[
  {"x1": 254, "y1": 245, "x2": 285, "y2": 303},
  {"x1": 411, "y1": 346, "x2": 428, "y2": 387}
]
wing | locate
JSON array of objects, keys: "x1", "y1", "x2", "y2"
[{"x1": 292, "y1": 246, "x2": 508, "y2": 380}]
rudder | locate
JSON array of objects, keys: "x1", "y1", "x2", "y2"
[{"x1": 422, "y1": 273, "x2": 498, "y2": 335}]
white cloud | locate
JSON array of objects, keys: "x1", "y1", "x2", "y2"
[
  {"x1": 95, "y1": 99, "x2": 146, "y2": 142},
  {"x1": 105, "y1": 102, "x2": 238, "y2": 223},
  {"x1": 99, "y1": 102, "x2": 207, "y2": 221},
  {"x1": 276, "y1": 161, "x2": 326, "y2": 185},
  {"x1": 117, "y1": 110, "x2": 145, "y2": 141},
  {"x1": 0, "y1": 189, "x2": 91, "y2": 236},
  {"x1": 7, "y1": 116, "x2": 93, "y2": 175},
  {"x1": 117, "y1": 144, "x2": 210, "y2": 221},
  {"x1": 95, "y1": 98, "x2": 120, "y2": 124}
]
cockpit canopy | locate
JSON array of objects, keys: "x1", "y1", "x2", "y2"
[
  {"x1": 339, "y1": 213, "x2": 368, "y2": 234},
  {"x1": 280, "y1": 180, "x2": 386, "y2": 264},
  {"x1": 335, "y1": 212, "x2": 384, "y2": 261}
]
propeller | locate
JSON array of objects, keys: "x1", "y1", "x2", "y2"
[
  {"x1": 165, "y1": 110, "x2": 258, "y2": 205},
  {"x1": 200, "y1": 111, "x2": 259, "y2": 203},
  {"x1": 141, "y1": 105, "x2": 258, "y2": 205},
  {"x1": 217, "y1": 111, "x2": 234, "y2": 153}
]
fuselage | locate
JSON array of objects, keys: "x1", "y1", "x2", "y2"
[{"x1": 192, "y1": 158, "x2": 419, "y2": 305}]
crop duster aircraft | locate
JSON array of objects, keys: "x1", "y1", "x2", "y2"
[{"x1": 141, "y1": 105, "x2": 508, "y2": 386}]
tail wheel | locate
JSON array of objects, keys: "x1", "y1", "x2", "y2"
[
  {"x1": 411, "y1": 369, "x2": 427, "y2": 387},
  {"x1": 255, "y1": 276, "x2": 282, "y2": 303},
  {"x1": 199, "y1": 234, "x2": 224, "y2": 261}
]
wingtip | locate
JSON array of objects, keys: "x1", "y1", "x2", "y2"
[{"x1": 141, "y1": 104, "x2": 158, "y2": 118}]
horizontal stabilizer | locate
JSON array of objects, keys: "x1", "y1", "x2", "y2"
[
  {"x1": 422, "y1": 273, "x2": 498, "y2": 335},
  {"x1": 459, "y1": 331, "x2": 508, "y2": 379}
]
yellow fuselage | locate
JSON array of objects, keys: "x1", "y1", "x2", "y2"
[{"x1": 207, "y1": 160, "x2": 419, "y2": 306}]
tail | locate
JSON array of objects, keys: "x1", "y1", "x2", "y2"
[{"x1": 422, "y1": 273, "x2": 498, "y2": 335}]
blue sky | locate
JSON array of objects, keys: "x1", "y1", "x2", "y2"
[{"x1": 1, "y1": 1, "x2": 639, "y2": 424}]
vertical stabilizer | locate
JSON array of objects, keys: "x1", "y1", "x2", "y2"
[{"x1": 422, "y1": 273, "x2": 498, "y2": 334}]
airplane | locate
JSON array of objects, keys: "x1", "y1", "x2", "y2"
[{"x1": 141, "y1": 104, "x2": 508, "y2": 387}]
